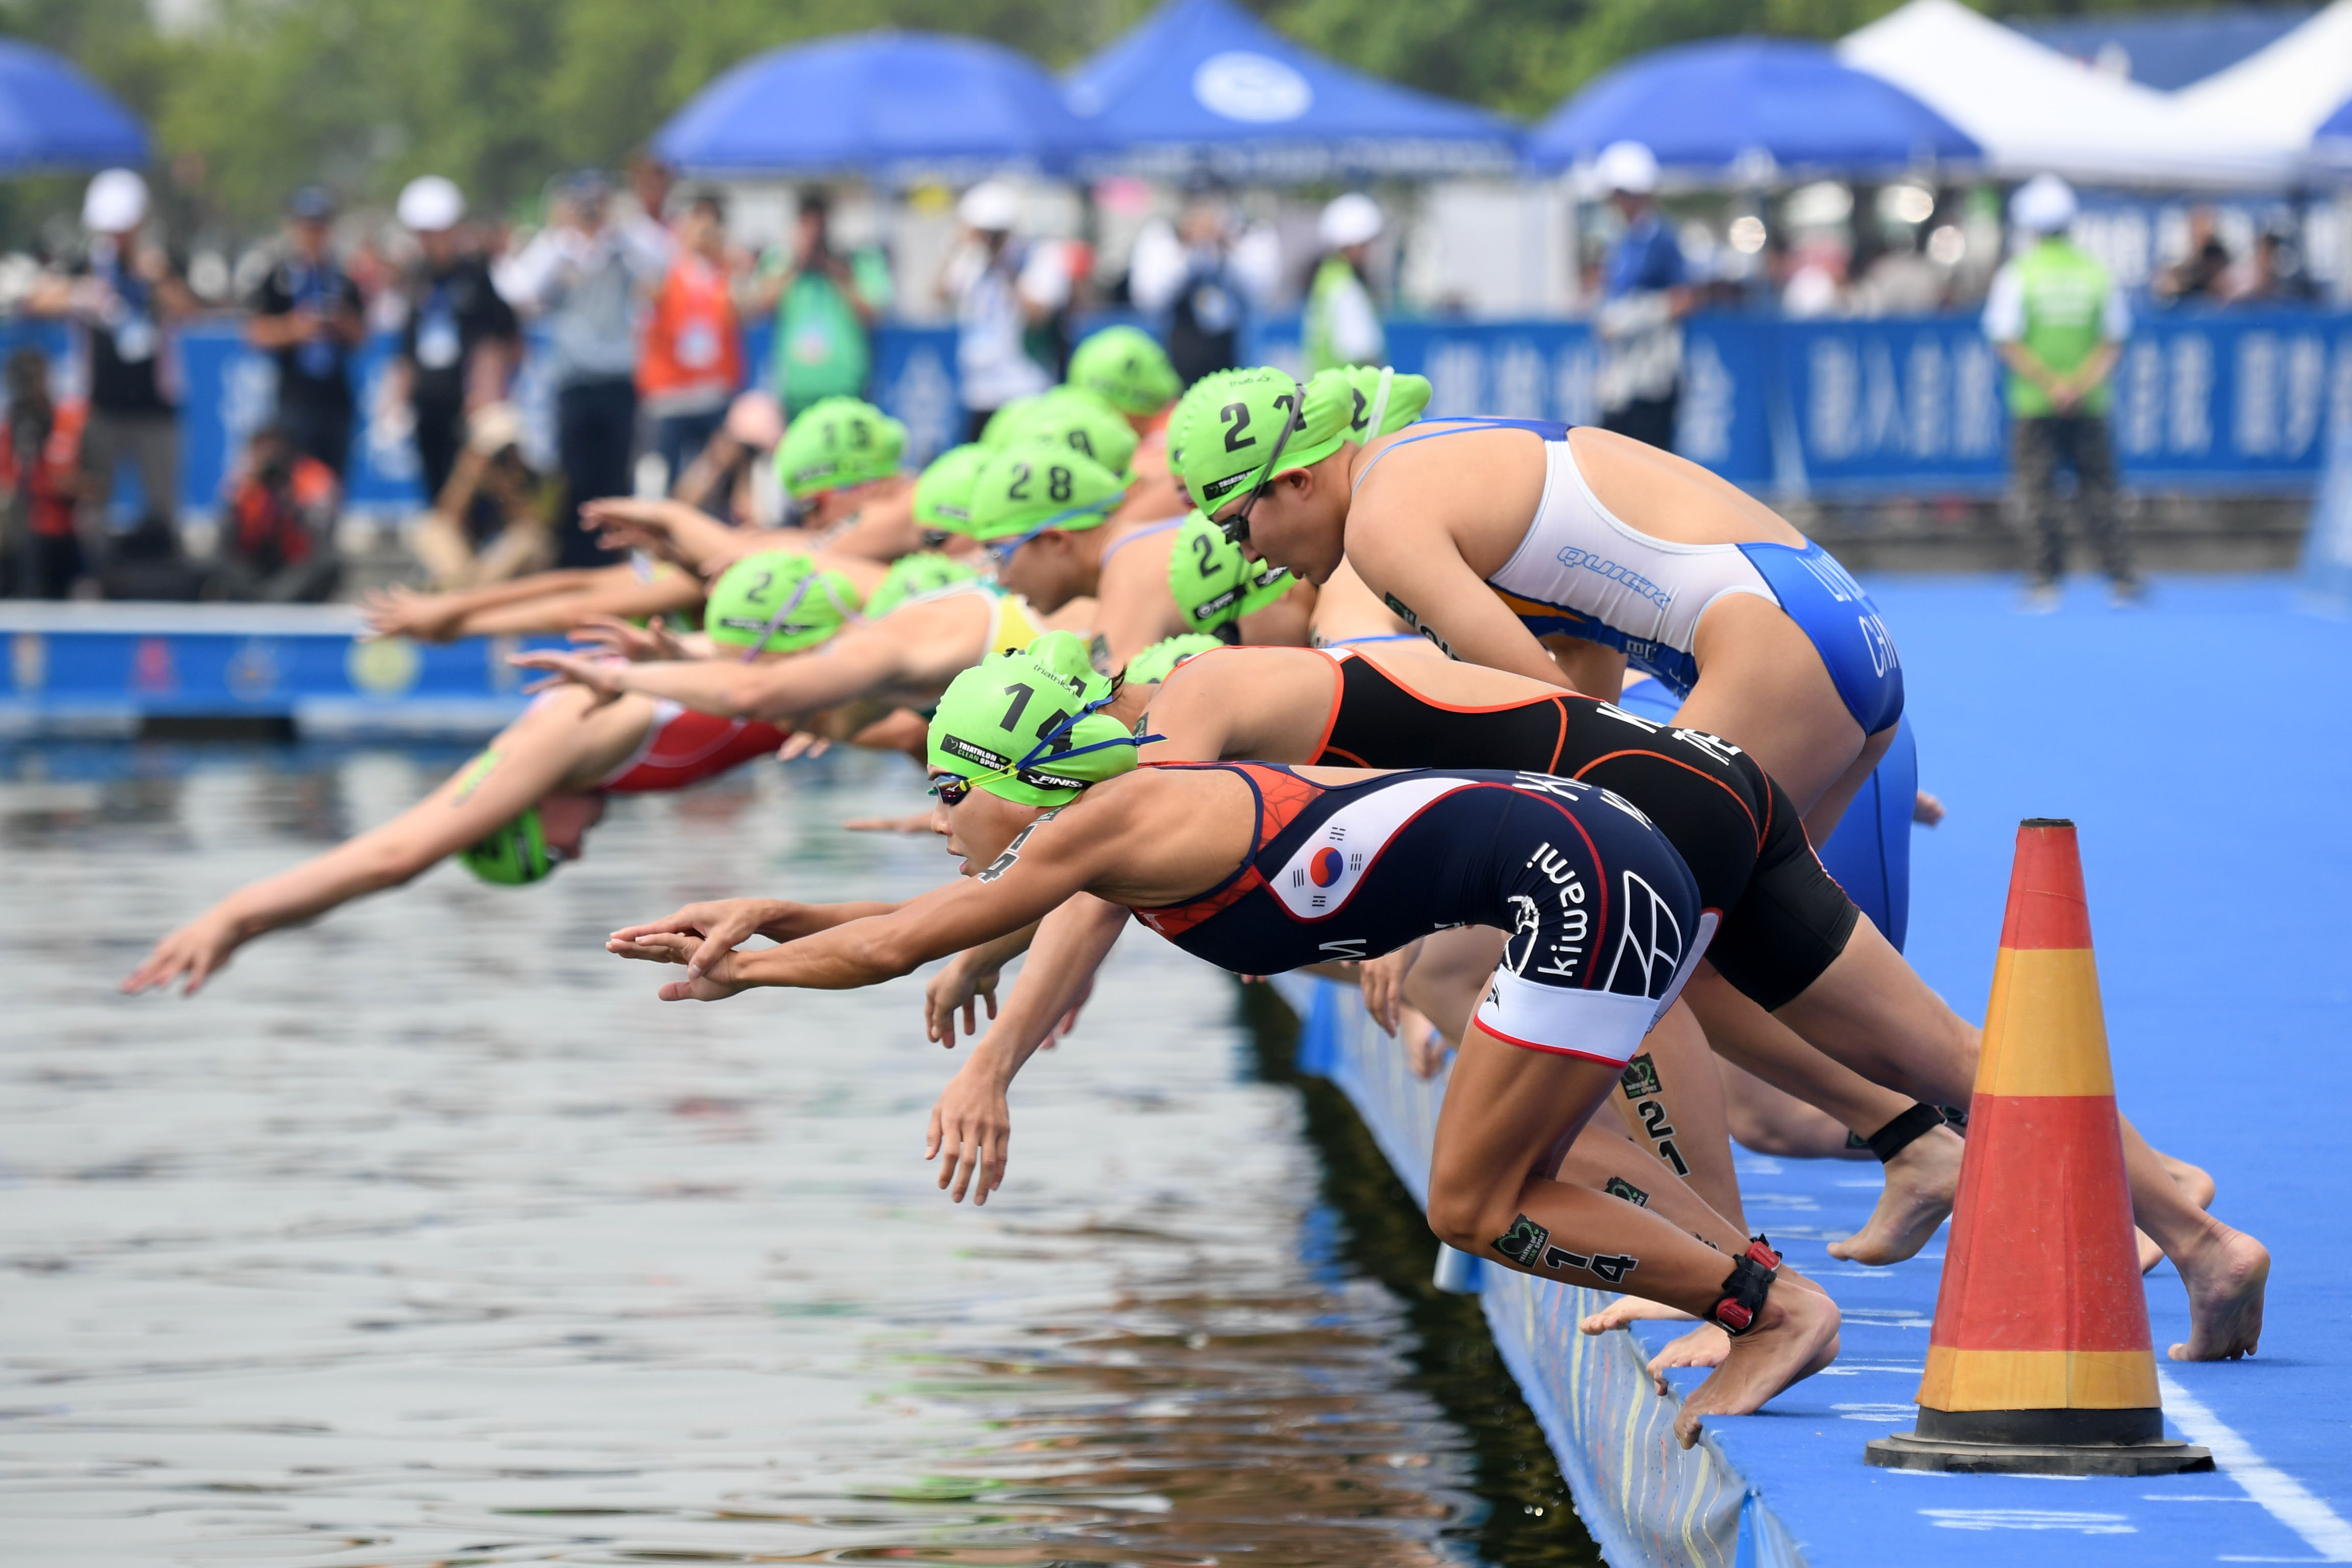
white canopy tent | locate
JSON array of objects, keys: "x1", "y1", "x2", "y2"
[
  {"x1": 1838, "y1": 0, "x2": 2303, "y2": 189},
  {"x1": 2176, "y1": 0, "x2": 2352, "y2": 153}
]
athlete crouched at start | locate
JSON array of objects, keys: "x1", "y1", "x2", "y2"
[
  {"x1": 603, "y1": 630, "x2": 1841, "y2": 1445},
  {"x1": 120, "y1": 550, "x2": 863, "y2": 995}
]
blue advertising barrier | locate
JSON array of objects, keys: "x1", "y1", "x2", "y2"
[
  {"x1": 8, "y1": 308, "x2": 2350, "y2": 520},
  {"x1": 0, "y1": 601, "x2": 564, "y2": 736}
]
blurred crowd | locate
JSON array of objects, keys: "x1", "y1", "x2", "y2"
[{"x1": 0, "y1": 145, "x2": 2327, "y2": 605}]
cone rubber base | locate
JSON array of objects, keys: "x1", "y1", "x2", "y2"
[{"x1": 1866, "y1": 1431, "x2": 2213, "y2": 1476}]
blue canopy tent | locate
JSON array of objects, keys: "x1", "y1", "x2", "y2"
[
  {"x1": 0, "y1": 40, "x2": 147, "y2": 172},
  {"x1": 651, "y1": 31, "x2": 1102, "y2": 180},
  {"x1": 2319, "y1": 91, "x2": 2352, "y2": 166},
  {"x1": 1524, "y1": 37, "x2": 1977, "y2": 182},
  {"x1": 1064, "y1": 0, "x2": 1519, "y2": 180}
]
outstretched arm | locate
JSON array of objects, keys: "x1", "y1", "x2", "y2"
[
  {"x1": 122, "y1": 696, "x2": 614, "y2": 995},
  {"x1": 927, "y1": 894, "x2": 1129, "y2": 1203},
  {"x1": 607, "y1": 806, "x2": 1115, "y2": 1003}
]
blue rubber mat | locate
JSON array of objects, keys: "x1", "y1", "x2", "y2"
[{"x1": 1631, "y1": 575, "x2": 2352, "y2": 1565}]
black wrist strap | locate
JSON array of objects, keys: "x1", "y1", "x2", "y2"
[
  {"x1": 1864, "y1": 1102, "x2": 1948, "y2": 1164},
  {"x1": 1710, "y1": 1236, "x2": 1780, "y2": 1336}
]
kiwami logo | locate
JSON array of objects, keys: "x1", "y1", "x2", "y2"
[{"x1": 1603, "y1": 871, "x2": 1684, "y2": 999}]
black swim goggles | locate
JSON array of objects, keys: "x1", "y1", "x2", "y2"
[{"x1": 1213, "y1": 380, "x2": 1304, "y2": 547}]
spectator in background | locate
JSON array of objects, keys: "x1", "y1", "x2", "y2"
[
  {"x1": 2234, "y1": 224, "x2": 2315, "y2": 305},
  {"x1": 1983, "y1": 174, "x2": 2139, "y2": 611},
  {"x1": 212, "y1": 423, "x2": 340, "y2": 602},
  {"x1": 1130, "y1": 193, "x2": 1277, "y2": 388},
  {"x1": 246, "y1": 186, "x2": 367, "y2": 479},
  {"x1": 388, "y1": 175, "x2": 518, "y2": 507},
  {"x1": 2156, "y1": 205, "x2": 2232, "y2": 305},
  {"x1": 495, "y1": 170, "x2": 669, "y2": 567},
  {"x1": 745, "y1": 191, "x2": 891, "y2": 419},
  {"x1": 940, "y1": 182, "x2": 1060, "y2": 441},
  {"x1": 1304, "y1": 193, "x2": 1385, "y2": 374},
  {"x1": 672, "y1": 389, "x2": 785, "y2": 526},
  {"x1": 28, "y1": 169, "x2": 196, "y2": 589},
  {"x1": 1590, "y1": 141, "x2": 1692, "y2": 453},
  {"x1": 638, "y1": 191, "x2": 742, "y2": 490},
  {"x1": 408, "y1": 402, "x2": 553, "y2": 590},
  {"x1": 0, "y1": 348, "x2": 84, "y2": 600}
]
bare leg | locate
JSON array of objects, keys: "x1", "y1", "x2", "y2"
[
  {"x1": 1776, "y1": 921, "x2": 2268, "y2": 1358},
  {"x1": 1688, "y1": 966, "x2": 1963, "y2": 1264},
  {"x1": 1607, "y1": 997, "x2": 1744, "y2": 1228},
  {"x1": 1714, "y1": 1056, "x2": 1865, "y2": 1159},
  {"x1": 1428, "y1": 1024, "x2": 1840, "y2": 1446}
]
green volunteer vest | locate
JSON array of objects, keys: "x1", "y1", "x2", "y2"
[
  {"x1": 774, "y1": 253, "x2": 892, "y2": 415},
  {"x1": 1303, "y1": 255, "x2": 1369, "y2": 376},
  {"x1": 2008, "y1": 240, "x2": 2116, "y2": 419}
]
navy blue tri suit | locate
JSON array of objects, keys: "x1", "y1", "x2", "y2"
[{"x1": 1128, "y1": 762, "x2": 1708, "y2": 1067}]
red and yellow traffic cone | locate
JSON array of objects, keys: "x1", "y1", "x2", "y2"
[{"x1": 1866, "y1": 819, "x2": 2211, "y2": 1475}]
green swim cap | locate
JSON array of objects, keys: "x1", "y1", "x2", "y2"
[
  {"x1": 913, "y1": 443, "x2": 993, "y2": 535},
  {"x1": 1169, "y1": 366, "x2": 1358, "y2": 515},
  {"x1": 458, "y1": 805, "x2": 553, "y2": 886},
  {"x1": 774, "y1": 396, "x2": 906, "y2": 499},
  {"x1": 927, "y1": 629, "x2": 1146, "y2": 808},
  {"x1": 1126, "y1": 633, "x2": 1222, "y2": 686},
  {"x1": 867, "y1": 550, "x2": 980, "y2": 618},
  {"x1": 704, "y1": 550, "x2": 861, "y2": 652},
  {"x1": 965, "y1": 443, "x2": 1128, "y2": 545},
  {"x1": 1000, "y1": 387, "x2": 1140, "y2": 477},
  {"x1": 1169, "y1": 509, "x2": 1296, "y2": 630},
  {"x1": 1068, "y1": 325, "x2": 1181, "y2": 416},
  {"x1": 1318, "y1": 366, "x2": 1433, "y2": 441},
  {"x1": 978, "y1": 394, "x2": 1046, "y2": 448}
]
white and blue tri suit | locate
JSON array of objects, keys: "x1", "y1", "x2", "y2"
[{"x1": 1355, "y1": 419, "x2": 1905, "y2": 738}]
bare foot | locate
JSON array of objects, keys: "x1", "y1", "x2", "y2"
[
  {"x1": 1580, "y1": 1296, "x2": 1698, "y2": 1336},
  {"x1": 1826, "y1": 1124, "x2": 1962, "y2": 1264},
  {"x1": 2169, "y1": 1223, "x2": 2269, "y2": 1361},
  {"x1": 1643, "y1": 1323, "x2": 1732, "y2": 1389},
  {"x1": 1673, "y1": 1286, "x2": 1841, "y2": 1448}
]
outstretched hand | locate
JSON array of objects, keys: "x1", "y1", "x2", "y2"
[
  {"x1": 580, "y1": 496, "x2": 685, "y2": 562},
  {"x1": 925, "y1": 959, "x2": 998, "y2": 1047},
  {"x1": 608, "y1": 898, "x2": 780, "y2": 981},
  {"x1": 605, "y1": 932, "x2": 753, "y2": 1000},
  {"x1": 121, "y1": 915, "x2": 241, "y2": 997},
  {"x1": 927, "y1": 1064, "x2": 1010, "y2": 1204},
  {"x1": 510, "y1": 648, "x2": 626, "y2": 702},
  {"x1": 359, "y1": 586, "x2": 464, "y2": 643},
  {"x1": 1359, "y1": 943, "x2": 1418, "y2": 1037},
  {"x1": 568, "y1": 614, "x2": 687, "y2": 664}
]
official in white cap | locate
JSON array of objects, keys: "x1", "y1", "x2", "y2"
[
  {"x1": 1591, "y1": 140, "x2": 1692, "y2": 453},
  {"x1": 1982, "y1": 173, "x2": 2139, "y2": 608},
  {"x1": 1305, "y1": 193, "x2": 1385, "y2": 373},
  {"x1": 389, "y1": 174, "x2": 519, "y2": 506},
  {"x1": 26, "y1": 167, "x2": 197, "y2": 584},
  {"x1": 944, "y1": 181, "x2": 1063, "y2": 438}
]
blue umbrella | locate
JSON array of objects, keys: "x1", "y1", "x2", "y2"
[
  {"x1": 1524, "y1": 37, "x2": 1977, "y2": 180},
  {"x1": 0, "y1": 40, "x2": 147, "y2": 173},
  {"x1": 1065, "y1": 0, "x2": 1518, "y2": 180},
  {"x1": 652, "y1": 31, "x2": 1102, "y2": 180}
]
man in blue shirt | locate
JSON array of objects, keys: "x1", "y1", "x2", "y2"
[{"x1": 1592, "y1": 141, "x2": 1693, "y2": 453}]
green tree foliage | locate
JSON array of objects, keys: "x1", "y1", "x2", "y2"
[{"x1": 0, "y1": 0, "x2": 2175, "y2": 237}]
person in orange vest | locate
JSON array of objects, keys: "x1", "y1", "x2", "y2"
[{"x1": 638, "y1": 192, "x2": 745, "y2": 495}]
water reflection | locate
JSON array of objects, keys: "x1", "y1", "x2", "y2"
[{"x1": 0, "y1": 741, "x2": 1592, "y2": 1567}]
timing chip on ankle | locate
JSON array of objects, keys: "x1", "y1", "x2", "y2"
[
  {"x1": 1710, "y1": 1236, "x2": 1781, "y2": 1336},
  {"x1": 1864, "y1": 1102, "x2": 1949, "y2": 1164}
]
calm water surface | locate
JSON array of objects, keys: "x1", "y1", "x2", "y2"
[{"x1": 0, "y1": 741, "x2": 1596, "y2": 1567}]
